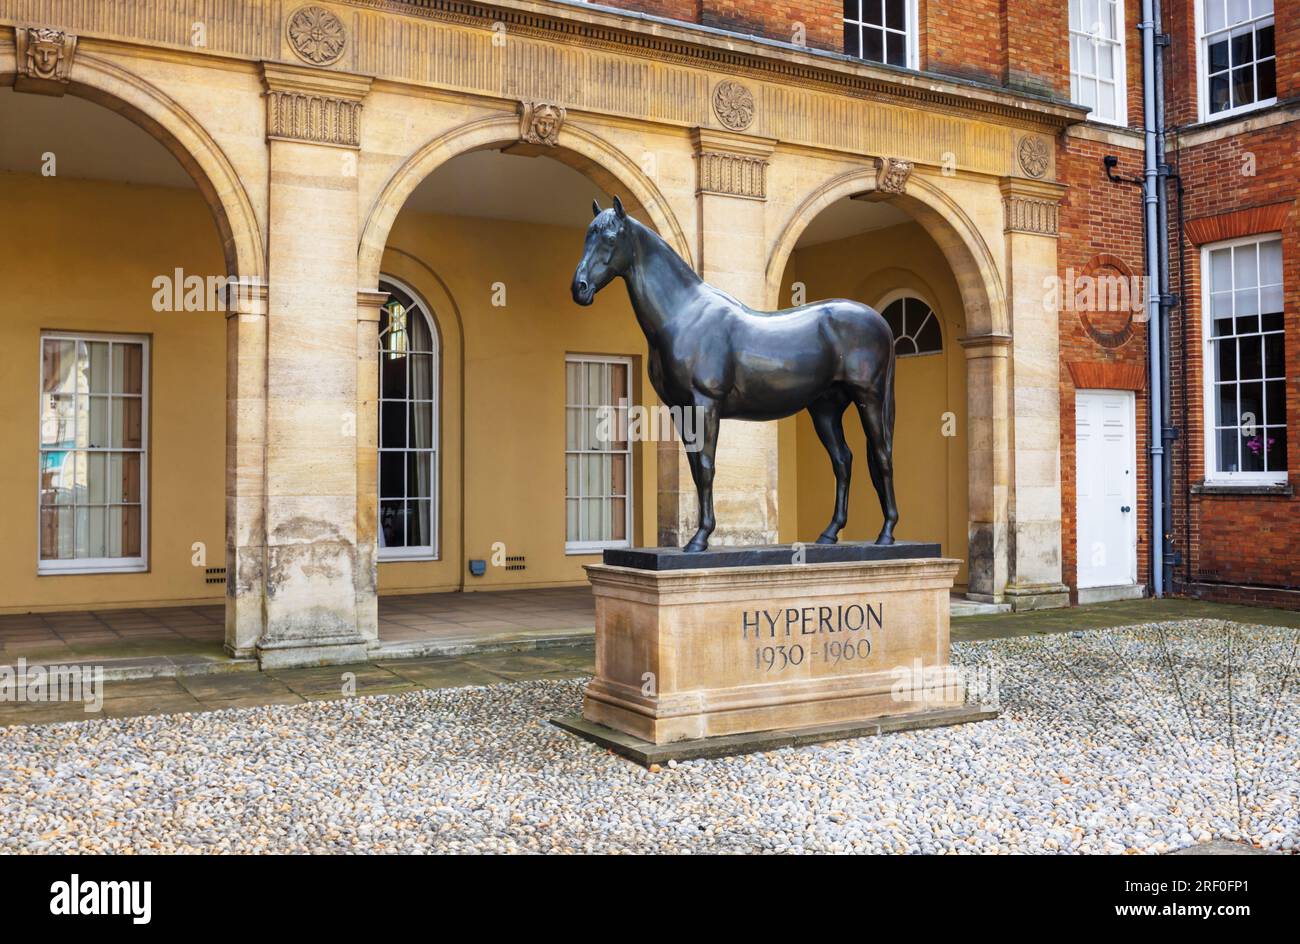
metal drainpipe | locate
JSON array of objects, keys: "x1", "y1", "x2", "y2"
[
  {"x1": 1140, "y1": 0, "x2": 1165, "y2": 597},
  {"x1": 1153, "y1": 0, "x2": 1175, "y2": 594}
]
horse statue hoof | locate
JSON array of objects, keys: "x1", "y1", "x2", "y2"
[
  {"x1": 874, "y1": 532, "x2": 895, "y2": 546},
  {"x1": 815, "y1": 534, "x2": 838, "y2": 545},
  {"x1": 683, "y1": 540, "x2": 708, "y2": 553}
]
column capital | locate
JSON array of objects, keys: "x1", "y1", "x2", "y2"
[
  {"x1": 959, "y1": 333, "x2": 1013, "y2": 356},
  {"x1": 261, "y1": 62, "x2": 372, "y2": 148},
  {"x1": 357, "y1": 288, "x2": 389, "y2": 322},
  {"x1": 1000, "y1": 177, "x2": 1067, "y2": 236},
  {"x1": 692, "y1": 128, "x2": 774, "y2": 201}
]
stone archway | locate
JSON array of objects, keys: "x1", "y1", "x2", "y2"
[
  {"x1": 764, "y1": 167, "x2": 1011, "y2": 602},
  {"x1": 358, "y1": 113, "x2": 692, "y2": 293},
  {"x1": 0, "y1": 48, "x2": 264, "y2": 282}
]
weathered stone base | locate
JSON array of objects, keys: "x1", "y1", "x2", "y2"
[
  {"x1": 254, "y1": 637, "x2": 372, "y2": 669},
  {"x1": 553, "y1": 706, "x2": 1000, "y2": 766},
  {"x1": 582, "y1": 555, "x2": 976, "y2": 746},
  {"x1": 1004, "y1": 583, "x2": 1071, "y2": 611}
]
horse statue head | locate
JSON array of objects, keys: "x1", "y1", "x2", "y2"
[{"x1": 572, "y1": 195, "x2": 634, "y2": 306}]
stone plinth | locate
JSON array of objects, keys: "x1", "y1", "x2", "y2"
[{"x1": 578, "y1": 546, "x2": 983, "y2": 750}]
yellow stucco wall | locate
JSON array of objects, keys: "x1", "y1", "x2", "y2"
[
  {"x1": 778, "y1": 221, "x2": 970, "y2": 585},
  {"x1": 378, "y1": 209, "x2": 659, "y2": 594},
  {"x1": 0, "y1": 171, "x2": 659, "y2": 611},
  {"x1": 0, "y1": 171, "x2": 227, "y2": 613}
]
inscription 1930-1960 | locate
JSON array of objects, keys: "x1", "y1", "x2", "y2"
[{"x1": 742, "y1": 603, "x2": 883, "y2": 673}]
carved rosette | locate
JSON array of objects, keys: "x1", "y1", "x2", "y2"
[
  {"x1": 15, "y1": 27, "x2": 78, "y2": 94},
  {"x1": 518, "y1": 101, "x2": 566, "y2": 147},
  {"x1": 1003, "y1": 194, "x2": 1059, "y2": 236},
  {"x1": 712, "y1": 80, "x2": 756, "y2": 132},
  {"x1": 697, "y1": 151, "x2": 768, "y2": 200},
  {"x1": 1017, "y1": 135, "x2": 1051, "y2": 179},
  {"x1": 875, "y1": 156, "x2": 914, "y2": 195},
  {"x1": 286, "y1": 5, "x2": 347, "y2": 67}
]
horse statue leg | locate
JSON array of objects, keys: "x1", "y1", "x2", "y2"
[
  {"x1": 807, "y1": 394, "x2": 852, "y2": 544},
  {"x1": 682, "y1": 398, "x2": 719, "y2": 552},
  {"x1": 854, "y1": 388, "x2": 898, "y2": 546}
]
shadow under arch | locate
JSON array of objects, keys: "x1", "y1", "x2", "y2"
[
  {"x1": 357, "y1": 113, "x2": 693, "y2": 291},
  {"x1": 1, "y1": 51, "x2": 266, "y2": 282},
  {"x1": 764, "y1": 170, "x2": 1005, "y2": 338}
]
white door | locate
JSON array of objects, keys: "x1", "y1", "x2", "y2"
[{"x1": 1075, "y1": 390, "x2": 1137, "y2": 588}]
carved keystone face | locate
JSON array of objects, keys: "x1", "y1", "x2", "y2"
[
  {"x1": 28, "y1": 31, "x2": 64, "y2": 78},
  {"x1": 533, "y1": 105, "x2": 561, "y2": 141}
]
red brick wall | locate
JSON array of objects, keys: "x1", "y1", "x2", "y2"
[
  {"x1": 600, "y1": 0, "x2": 701, "y2": 25},
  {"x1": 1003, "y1": 0, "x2": 1070, "y2": 96},
  {"x1": 699, "y1": 1, "x2": 841, "y2": 51},
  {"x1": 1169, "y1": 118, "x2": 1300, "y2": 597},
  {"x1": 919, "y1": 0, "x2": 1003, "y2": 84},
  {"x1": 1056, "y1": 133, "x2": 1152, "y2": 598}
]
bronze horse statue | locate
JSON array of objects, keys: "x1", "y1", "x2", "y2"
[{"x1": 572, "y1": 197, "x2": 898, "y2": 553}]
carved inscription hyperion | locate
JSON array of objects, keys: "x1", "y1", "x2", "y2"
[
  {"x1": 287, "y1": 5, "x2": 347, "y2": 66},
  {"x1": 712, "y1": 80, "x2": 756, "y2": 132}
]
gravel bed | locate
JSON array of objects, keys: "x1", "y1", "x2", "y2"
[{"x1": 1, "y1": 618, "x2": 1297, "y2": 854}]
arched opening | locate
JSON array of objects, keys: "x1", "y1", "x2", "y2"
[
  {"x1": 774, "y1": 191, "x2": 975, "y2": 589},
  {"x1": 0, "y1": 81, "x2": 244, "y2": 625},
  {"x1": 365, "y1": 130, "x2": 684, "y2": 642}
]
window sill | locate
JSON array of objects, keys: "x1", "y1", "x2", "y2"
[
  {"x1": 38, "y1": 561, "x2": 148, "y2": 576},
  {"x1": 1192, "y1": 481, "x2": 1293, "y2": 497}
]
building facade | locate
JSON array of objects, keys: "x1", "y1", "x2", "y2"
[{"x1": 0, "y1": 0, "x2": 1293, "y2": 667}]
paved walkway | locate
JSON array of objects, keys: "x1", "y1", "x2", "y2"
[{"x1": 2, "y1": 596, "x2": 1297, "y2": 727}]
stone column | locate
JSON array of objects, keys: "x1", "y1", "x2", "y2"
[
  {"x1": 686, "y1": 128, "x2": 779, "y2": 546},
  {"x1": 1001, "y1": 177, "x2": 1069, "y2": 610},
  {"x1": 225, "y1": 279, "x2": 268, "y2": 657},
  {"x1": 960, "y1": 333, "x2": 1011, "y2": 603},
  {"x1": 255, "y1": 63, "x2": 375, "y2": 667},
  {"x1": 355, "y1": 289, "x2": 388, "y2": 647}
]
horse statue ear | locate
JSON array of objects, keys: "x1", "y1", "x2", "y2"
[
  {"x1": 612, "y1": 195, "x2": 626, "y2": 219},
  {"x1": 592, "y1": 199, "x2": 601, "y2": 218}
]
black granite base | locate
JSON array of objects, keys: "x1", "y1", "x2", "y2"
[
  {"x1": 552, "y1": 706, "x2": 999, "y2": 766},
  {"x1": 603, "y1": 541, "x2": 941, "y2": 571}
]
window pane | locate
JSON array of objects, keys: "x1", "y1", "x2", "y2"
[
  {"x1": 1230, "y1": 66, "x2": 1254, "y2": 107},
  {"x1": 407, "y1": 450, "x2": 432, "y2": 500},
  {"x1": 1206, "y1": 0, "x2": 1226, "y2": 33},
  {"x1": 1256, "y1": 58, "x2": 1276, "y2": 101},
  {"x1": 379, "y1": 352, "x2": 407, "y2": 400},
  {"x1": 1209, "y1": 74, "x2": 1230, "y2": 112},
  {"x1": 40, "y1": 452, "x2": 75, "y2": 505},
  {"x1": 1233, "y1": 243, "x2": 1257, "y2": 286},
  {"x1": 380, "y1": 501, "x2": 405, "y2": 548},
  {"x1": 381, "y1": 402, "x2": 406, "y2": 448},
  {"x1": 40, "y1": 507, "x2": 74, "y2": 560},
  {"x1": 408, "y1": 401, "x2": 433, "y2": 449},
  {"x1": 77, "y1": 506, "x2": 107, "y2": 559},
  {"x1": 407, "y1": 500, "x2": 431, "y2": 547},
  {"x1": 1226, "y1": 0, "x2": 1250, "y2": 25},
  {"x1": 1208, "y1": 38, "x2": 1229, "y2": 74},
  {"x1": 42, "y1": 340, "x2": 76, "y2": 394},
  {"x1": 40, "y1": 394, "x2": 75, "y2": 447},
  {"x1": 87, "y1": 396, "x2": 110, "y2": 448},
  {"x1": 885, "y1": 0, "x2": 905, "y2": 30},
  {"x1": 86, "y1": 342, "x2": 111, "y2": 393},
  {"x1": 886, "y1": 31, "x2": 907, "y2": 67},
  {"x1": 408, "y1": 354, "x2": 433, "y2": 399},
  {"x1": 1217, "y1": 428, "x2": 1239, "y2": 472},
  {"x1": 109, "y1": 506, "x2": 142, "y2": 558},
  {"x1": 863, "y1": 0, "x2": 882, "y2": 25},
  {"x1": 1256, "y1": 23, "x2": 1274, "y2": 58},
  {"x1": 1230, "y1": 28, "x2": 1253, "y2": 66},
  {"x1": 566, "y1": 499, "x2": 579, "y2": 541},
  {"x1": 1216, "y1": 338, "x2": 1237, "y2": 381},
  {"x1": 379, "y1": 451, "x2": 404, "y2": 498},
  {"x1": 1264, "y1": 425, "x2": 1286, "y2": 472},
  {"x1": 863, "y1": 28, "x2": 883, "y2": 62},
  {"x1": 844, "y1": 24, "x2": 861, "y2": 58},
  {"x1": 1238, "y1": 335, "x2": 1263, "y2": 378},
  {"x1": 1265, "y1": 380, "x2": 1285, "y2": 425},
  {"x1": 1215, "y1": 381, "x2": 1235, "y2": 426},
  {"x1": 1264, "y1": 334, "x2": 1283, "y2": 378}
]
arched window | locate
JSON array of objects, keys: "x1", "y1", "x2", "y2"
[
  {"x1": 377, "y1": 277, "x2": 438, "y2": 559},
  {"x1": 881, "y1": 296, "x2": 942, "y2": 357}
]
